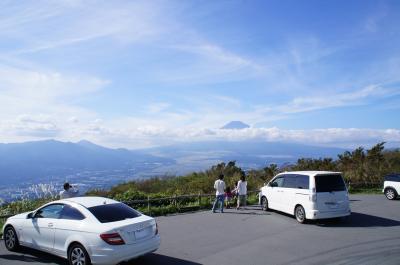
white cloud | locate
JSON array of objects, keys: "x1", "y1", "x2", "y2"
[
  {"x1": 68, "y1": 117, "x2": 79, "y2": 123},
  {"x1": 3, "y1": 114, "x2": 60, "y2": 138},
  {"x1": 0, "y1": 64, "x2": 109, "y2": 101},
  {"x1": 70, "y1": 125, "x2": 400, "y2": 149}
]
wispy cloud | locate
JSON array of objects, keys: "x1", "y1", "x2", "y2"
[
  {"x1": 1, "y1": 0, "x2": 169, "y2": 54},
  {"x1": 147, "y1": 102, "x2": 171, "y2": 114},
  {"x1": 277, "y1": 84, "x2": 396, "y2": 114}
]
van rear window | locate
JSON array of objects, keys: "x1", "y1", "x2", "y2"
[{"x1": 315, "y1": 174, "x2": 346, "y2": 192}]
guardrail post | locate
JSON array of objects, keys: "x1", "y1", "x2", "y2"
[
  {"x1": 174, "y1": 194, "x2": 177, "y2": 208},
  {"x1": 198, "y1": 192, "x2": 201, "y2": 206}
]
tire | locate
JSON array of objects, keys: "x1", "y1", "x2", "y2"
[
  {"x1": 4, "y1": 226, "x2": 19, "y2": 251},
  {"x1": 385, "y1": 188, "x2": 397, "y2": 200},
  {"x1": 261, "y1": 196, "x2": 269, "y2": 211},
  {"x1": 68, "y1": 243, "x2": 91, "y2": 265},
  {"x1": 295, "y1": 205, "x2": 306, "y2": 224}
]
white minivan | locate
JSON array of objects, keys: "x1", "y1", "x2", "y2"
[{"x1": 259, "y1": 171, "x2": 351, "y2": 223}]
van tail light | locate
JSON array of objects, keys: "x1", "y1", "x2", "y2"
[
  {"x1": 100, "y1": 233, "x2": 125, "y2": 245},
  {"x1": 310, "y1": 194, "x2": 317, "y2": 202}
]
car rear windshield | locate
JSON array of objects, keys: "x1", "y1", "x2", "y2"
[
  {"x1": 315, "y1": 174, "x2": 346, "y2": 192},
  {"x1": 88, "y1": 203, "x2": 141, "y2": 223}
]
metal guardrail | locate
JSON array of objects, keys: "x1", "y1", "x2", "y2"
[
  {"x1": 0, "y1": 214, "x2": 12, "y2": 219},
  {"x1": 347, "y1": 182, "x2": 382, "y2": 189},
  {"x1": 0, "y1": 190, "x2": 260, "y2": 219}
]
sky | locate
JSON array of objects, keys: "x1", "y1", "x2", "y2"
[{"x1": 0, "y1": 0, "x2": 399, "y2": 149}]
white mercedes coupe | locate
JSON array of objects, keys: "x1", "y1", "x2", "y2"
[{"x1": 2, "y1": 197, "x2": 160, "y2": 265}]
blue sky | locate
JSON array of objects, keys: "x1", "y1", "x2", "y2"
[{"x1": 0, "y1": 0, "x2": 399, "y2": 148}]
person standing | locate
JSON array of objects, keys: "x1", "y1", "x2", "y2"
[
  {"x1": 60, "y1": 182, "x2": 79, "y2": 199},
  {"x1": 212, "y1": 174, "x2": 226, "y2": 213},
  {"x1": 225, "y1": 186, "x2": 233, "y2": 209},
  {"x1": 236, "y1": 175, "x2": 247, "y2": 210}
]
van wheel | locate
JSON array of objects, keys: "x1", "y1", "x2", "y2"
[
  {"x1": 261, "y1": 197, "x2": 269, "y2": 211},
  {"x1": 68, "y1": 243, "x2": 91, "y2": 265},
  {"x1": 295, "y1": 205, "x2": 306, "y2": 224},
  {"x1": 4, "y1": 226, "x2": 19, "y2": 251},
  {"x1": 385, "y1": 188, "x2": 397, "y2": 200}
]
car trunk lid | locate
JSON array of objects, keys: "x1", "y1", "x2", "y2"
[
  {"x1": 314, "y1": 174, "x2": 349, "y2": 212},
  {"x1": 101, "y1": 215, "x2": 156, "y2": 245}
]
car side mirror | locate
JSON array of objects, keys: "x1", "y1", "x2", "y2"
[
  {"x1": 270, "y1": 182, "x2": 277, "y2": 187},
  {"x1": 27, "y1": 212, "x2": 33, "y2": 219}
]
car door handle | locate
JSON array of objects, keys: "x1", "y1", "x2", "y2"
[{"x1": 48, "y1": 223, "x2": 54, "y2": 228}]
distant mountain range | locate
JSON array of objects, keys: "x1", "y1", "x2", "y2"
[
  {"x1": 0, "y1": 140, "x2": 173, "y2": 185},
  {"x1": 0, "y1": 137, "x2": 346, "y2": 185}
]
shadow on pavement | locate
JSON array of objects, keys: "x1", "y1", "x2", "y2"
[
  {"x1": 0, "y1": 246, "x2": 66, "y2": 264},
  {"x1": 122, "y1": 253, "x2": 202, "y2": 265},
  {"x1": 0, "y1": 246, "x2": 201, "y2": 265},
  {"x1": 315, "y1": 212, "x2": 400, "y2": 228},
  {"x1": 216, "y1": 205, "x2": 271, "y2": 216},
  {"x1": 222, "y1": 211, "x2": 270, "y2": 215}
]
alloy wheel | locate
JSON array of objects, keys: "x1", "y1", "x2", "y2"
[
  {"x1": 295, "y1": 206, "x2": 305, "y2": 223},
  {"x1": 71, "y1": 247, "x2": 86, "y2": 265},
  {"x1": 5, "y1": 228, "x2": 16, "y2": 249},
  {"x1": 261, "y1": 197, "x2": 268, "y2": 211},
  {"x1": 386, "y1": 189, "x2": 395, "y2": 200}
]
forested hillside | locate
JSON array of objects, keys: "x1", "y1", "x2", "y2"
[{"x1": 89, "y1": 142, "x2": 400, "y2": 201}]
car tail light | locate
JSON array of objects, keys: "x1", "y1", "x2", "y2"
[
  {"x1": 309, "y1": 194, "x2": 317, "y2": 202},
  {"x1": 100, "y1": 233, "x2": 125, "y2": 245},
  {"x1": 155, "y1": 222, "x2": 158, "y2": 235}
]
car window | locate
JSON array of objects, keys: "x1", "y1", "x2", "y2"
[
  {"x1": 385, "y1": 174, "x2": 400, "y2": 182},
  {"x1": 88, "y1": 203, "x2": 141, "y2": 223},
  {"x1": 315, "y1": 174, "x2": 346, "y2": 192},
  {"x1": 35, "y1": 204, "x2": 64, "y2": 219},
  {"x1": 60, "y1": 205, "x2": 85, "y2": 220},
  {"x1": 283, "y1": 175, "x2": 297, "y2": 188},
  {"x1": 271, "y1": 177, "x2": 284, "y2": 187},
  {"x1": 296, "y1": 174, "x2": 309, "y2": 189}
]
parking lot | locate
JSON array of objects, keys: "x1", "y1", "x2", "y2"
[{"x1": 1, "y1": 194, "x2": 400, "y2": 265}]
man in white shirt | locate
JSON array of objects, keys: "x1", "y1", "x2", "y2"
[
  {"x1": 60, "y1": 182, "x2": 79, "y2": 199},
  {"x1": 212, "y1": 174, "x2": 226, "y2": 213},
  {"x1": 236, "y1": 175, "x2": 247, "y2": 210}
]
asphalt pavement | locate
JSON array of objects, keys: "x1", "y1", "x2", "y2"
[{"x1": 1, "y1": 194, "x2": 400, "y2": 265}]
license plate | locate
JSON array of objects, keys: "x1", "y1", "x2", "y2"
[
  {"x1": 126, "y1": 230, "x2": 136, "y2": 240},
  {"x1": 325, "y1": 202, "x2": 338, "y2": 209},
  {"x1": 135, "y1": 227, "x2": 150, "y2": 240}
]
